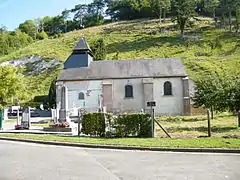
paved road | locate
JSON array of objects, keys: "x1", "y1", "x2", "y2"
[{"x1": 0, "y1": 141, "x2": 239, "y2": 180}]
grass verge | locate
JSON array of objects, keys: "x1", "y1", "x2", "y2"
[
  {"x1": 156, "y1": 115, "x2": 240, "y2": 138},
  {"x1": 0, "y1": 133, "x2": 239, "y2": 149}
]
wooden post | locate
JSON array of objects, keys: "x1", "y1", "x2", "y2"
[
  {"x1": 210, "y1": 106, "x2": 214, "y2": 119},
  {"x1": 238, "y1": 111, "x2": 240, "y2": 128},
  {"x1": 27, "y1": 107, "x2": 31, "y2": 129},
  {"x1": 78, "y1": 112, "x2": 82, "y2": 137},
  {"x1": 207, "y1": 109, "x2": 211, "y2": 137},
  {"x1": 155, "y1": 119, "x2": 171, "y2": 138},
  {"x1": 17, "y1": 109, "x2": 19, "y2": 125},
  {"x1": 151, "y1": 106, "x2": 155, "y2": 138}
]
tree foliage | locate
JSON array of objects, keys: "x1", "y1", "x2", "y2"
[
  {"x1": 0, "y1": 66, "x2": 26, "y2": 105},
  {"x1": 48, "y1": 79, "x2": 56, "y2": 109},
  {"x1": 149, "y1": 0, "x2": 171, "y2": 23},
  {"x1": 91, "y1": 38, "x2": 107, "y2": 60},
  {"x1": 194, "y1": 72, "x2": 240, "y2": 114},
  {"x1": 172, "y1": 0, "x2": 196, "y2": 37},
  {"x1": 37, "y1": 31, "x2": 48, "y2": 40},
  {"x1": 0, "y1": 30, "x2": 32, "y2": 56},
  {"x1": 19, "y1": 20, "x2": 38, "y2": 39}
]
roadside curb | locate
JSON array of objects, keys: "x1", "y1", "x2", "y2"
[{"x1": 0, "y1": 137, "x2": 240, "y2": 154}]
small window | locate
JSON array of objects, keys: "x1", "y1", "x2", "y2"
[
  {"x1": 164, "y1": 81, "x2": 172, "y2": 95},
  {"x1": 78, "y1": 92, "x2": 85, "y2": 100},
  {"x1": 125, "y1": 85, "x2": 133, "y2": 98}
]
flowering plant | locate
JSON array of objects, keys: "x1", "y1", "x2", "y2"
[
  {"x1": 53, "y1": 122, "x2": 69, "y2": 128},
  {"x1": 15, "y1": 124, "x2": 23, "y2": 130}
]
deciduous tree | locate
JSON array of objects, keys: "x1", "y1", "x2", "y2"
[
  {"x1": 0, "y1": 66, "x2": 26, "y2": 104},
  {"x1": 19, "y1": 20, "x2": 38, "y2": 39},
  {"x1": 172, "y1": 0, "x2": 196, "y2": 37}
]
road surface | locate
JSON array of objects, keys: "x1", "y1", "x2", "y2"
[{"x1": 0, "y1": 141, "x2": 239, "y2": 180}]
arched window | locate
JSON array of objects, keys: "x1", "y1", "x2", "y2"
[
  {"x1": 78, "y1": 92, "x2": 85, "y2": 100},
  {"x1": 164, "y1": 81, "x2": 172, "y2": 95},
  {"x1": 125, "y1": 85, "x2": 133, "y2": 98}
]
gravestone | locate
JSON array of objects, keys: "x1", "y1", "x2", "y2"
[{"x1": 21, "y1": 107, "x2": 30, "y2": 129}]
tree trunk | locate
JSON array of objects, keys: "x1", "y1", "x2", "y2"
[
  {"x1": 163, "y1": 9, "x2": 166, "y2": 23},
  {"x1": 159, "y1": 8, "x2": 162, "y2": 24},
  {"x1": 224, "y1": 14, "x2": 227, "y2": 30},
  {"x1": 229, "y1": 11, "x2": 232, "y2": 32},
  {"x1": 236, "y1": 9, "x2": 240, "y2": 33},
  {"x1": 210, "y1": 106, "x2": 214, "y2": 119},
  {"x1": 213, "y1": 9, "x2": 217, "y2": 26},
  {"x1": 179, "y1": 18, "x2": 186, "y2": 38}
]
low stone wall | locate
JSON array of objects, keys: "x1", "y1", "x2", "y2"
[{"x1": 43, "y1": 127, "x2": 72, "y2": 132}]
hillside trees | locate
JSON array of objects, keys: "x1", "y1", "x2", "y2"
[
  {"x1": 0, "y1": 66, "x2": 26, "y2": 105},
  {"x1": 19, "y1": 20, "x2": 38, "y2": 39},
  {"x1": 204, "y1": 0, "x2": 220, "y2": 23},
  {"x1": 172, "y1": 0, "x2": 196, "y2": 37},
  {"x1": 0, "y1": 30, "x2": 32, "y2": 56},
  {"x1": 91, "y1": 38, "x2": 107, "y2": 60},
  {"x1": 149, "y1": 0, "x2": 171, "y2": 23}
]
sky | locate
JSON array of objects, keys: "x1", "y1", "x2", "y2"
[{"x1": 0, "y1": 0, "x2": 93, "y2": 31}]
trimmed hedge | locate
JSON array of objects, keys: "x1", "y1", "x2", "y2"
[
  {"x1": 81, "y1": 113, "x2": 112, "y2": 137},
  {"x1": 81, "y1": 112, "x2": 151, "y2": 138},
  {"x1": 114, "y1": 114, "x2": 151, "y2": 138}
]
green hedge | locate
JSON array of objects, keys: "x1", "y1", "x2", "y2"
[
  {"x1": 114, "y1": 114, "x2": 151, "y2": 138},
  {"x1": 81, "y1": 113, "x2": 151, "y2": 138},
  {"x1": 82, "y1": 113, "x2": 110, "y2": 137}
]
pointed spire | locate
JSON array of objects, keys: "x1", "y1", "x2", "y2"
[{"x1": 73, "y1": 36, "x2": 92, "y2": 56}]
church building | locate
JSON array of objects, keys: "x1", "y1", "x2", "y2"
[{"x1": 56, "y1": 37, "x2": 191, "y2": 118}]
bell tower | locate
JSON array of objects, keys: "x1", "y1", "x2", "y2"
[{"x1": 64, "y1": 37, "x2": 93, "y2": 69}]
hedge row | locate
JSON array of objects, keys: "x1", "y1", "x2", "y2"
[{"x1": 81, "y1": 113, "x2": 151, "y2": 138}]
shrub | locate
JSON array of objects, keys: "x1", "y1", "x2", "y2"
[
  {"x1": 21, "y1": 102, "x2": 40, "y2": 108},
  {"x1": 37, "y1": 31, "x2": 48, "y2": 40},
  {"x1": 91, "y1": 38, "x2": 107, "y2": 61},
  {"x1": 114, "y1": 114, "x2": 151, "y2": 138},
  {"x1": 82, "y1": 113, "x2": 111, "y2": 137},
  {"x1": 81, "y1": 113, "x2": 151, "y2": 138}
]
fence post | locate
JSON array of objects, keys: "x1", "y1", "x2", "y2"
[
  {"x1": 207, "y1": 109, "x2": 211, "y2": 137},
  {"x1": 238, "y1": 111, "x2": 240, "y2": 128},
  {"x1": 0, "y1": 108, "x2": 2, "y2": 130},
  {"x1": 150, "y1": 107, "x2": 155, "y2": 138}
]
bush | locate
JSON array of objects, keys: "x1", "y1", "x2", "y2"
[
  {"x1": 114, "y1": 114, "x2": 151, "y2": 138},
  {"x1": 82, "y1": 113, "x2": 110, "y2": 137},
  {"x1": 91, "y1": 38, "x2": 107, "y2": 61},
  {"x1": 21, "y1": 102, "x2": 40, "y2": 108},
  {"x1": 37, "y1": 31, "x2": 48, "y2": 40},
  {"x1": 81, "y1": 113, "x2": 151, "y2": 138}
]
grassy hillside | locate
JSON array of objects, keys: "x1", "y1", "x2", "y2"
[{"x1": 0, "y1": 17, "x2": 239, "y2": 101}]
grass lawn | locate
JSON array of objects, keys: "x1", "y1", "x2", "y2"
[
  {"x1": 5, "y1": 119, "x2": 18, "y2": 123},
  {"x1": 0, "y1": 133, "x2": 239, "y2": 149},
  {"x1": 156, "y1": 115, "x2": 240, "y2": 138}
]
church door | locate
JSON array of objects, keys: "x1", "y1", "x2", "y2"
[{"x1": 102, "y1": 84, "x2": 113, "y2": 112}]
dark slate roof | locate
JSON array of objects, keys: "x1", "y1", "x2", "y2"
[
  {"x1": 57, "y1": 58, "x2": 187, "y2": 81},
  {"x1": 74, "y1": 37, "x2": 92, "y2": 53}
]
